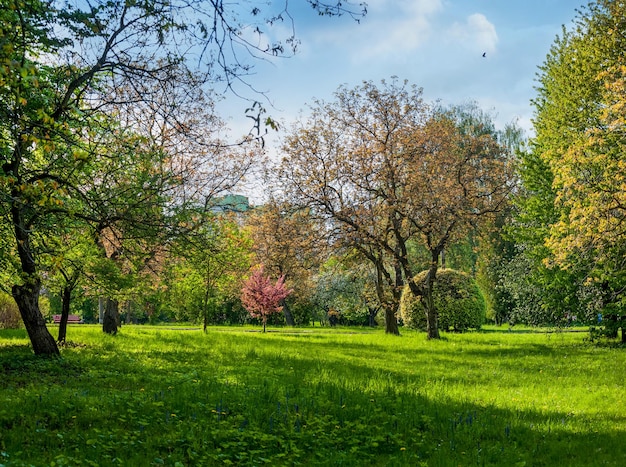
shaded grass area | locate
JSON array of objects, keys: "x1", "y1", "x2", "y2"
[{"x1": 0, "y1": 325, "x2": 625, "y2": 466}]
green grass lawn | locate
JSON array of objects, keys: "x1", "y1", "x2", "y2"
[{"x1": 1, "y1": 325, "x2": 625, "y2": 466}]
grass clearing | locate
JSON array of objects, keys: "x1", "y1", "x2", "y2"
[{"x1": 1, "y1": 325, "x2": 625, "y2": 466}]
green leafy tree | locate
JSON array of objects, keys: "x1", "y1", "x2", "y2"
[
  {"x1": 177, "y1": 213, "x2": 252, "y2": 331},
  {"x1": 0, "y1": 0, "x2": 365, "y2": 355},
  {"x1": 0, "y1": 292, "x2": 21, "y2": 329},
  {"x1": 400, "y1": 269, "x2": 486, "y2": 332},
  {"x1": 41, "y1": 229, "x2": 100, "y2": 342},
  {"x1": 515, "y1": 0, "x2": 626, "y2": 338},
  {"x1": 313, "y1": 256, "x2": 378, "y2": 326}
]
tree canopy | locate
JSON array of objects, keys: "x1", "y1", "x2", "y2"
[
  {"x1": 0, "y1": 0, "x2": 365, "y2": 355},
  {"x1": 278, "y1": 79, "x2": 514, "y2": 338},
  {"x1": 514, "y1": 0, "x2": 626, "y2": 339}
]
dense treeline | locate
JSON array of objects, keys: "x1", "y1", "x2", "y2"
[
  {"x1": 1, "y1": 0, "x2": 626, "y2": 353},
  {"x1": 505, "y1": 0, "x2": 626, "y2": 341}
]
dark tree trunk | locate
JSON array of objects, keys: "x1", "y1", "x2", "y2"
[
  {"x1": 424, "y1": 262, "x2": 441, "y2": 340},
  {"x1": 405, "y1": 250, "x2": 441, "y2": 339},
  {"x1": 125, "y1": 301, "x2": 133, "y2": 324},
  {"x1": 10, "y1": 192, "x2": 59, "y2": 356},
  {"x1": 13, "y1": 281, "x2": 60, "y2": 356},
  {"x1": 202, "y1": 288, "x2": 210, "y2": 332},
  {"x1": 424, "y1": 290, "x2": 440, "y2": 339},
  {"x1": 368, "y1": 307, "x2": 378, "y2": 327},
  {"x1": 385, "y1": 262, "x2": 403, "y2": 335},
  {"x1": 384, "y1": 306, "x2": 400, "y2": 335},
  {"x1": 373, "y1": 258, "x2": 399, "y2": 335},
  {"x1": 282, "y1": 299, "x2": 295, "y2": 326},
  {"x1": 103, "y1": 298, "x2": 120, "y2": 334},
  {"x1": 57, "y1": 285, "x2": 72, "y2": 343}
]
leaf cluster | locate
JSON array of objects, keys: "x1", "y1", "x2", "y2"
[{"x1": 400, "y1": 269, "x2": 486, "y2": 332}]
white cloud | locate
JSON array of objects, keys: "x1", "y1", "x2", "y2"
[
  {"x1": 448, "y1": 13, "x2": 498, "y2": 54},
  {"x1": 313, "y1": 0, "x2": 444, "y2": 64}
]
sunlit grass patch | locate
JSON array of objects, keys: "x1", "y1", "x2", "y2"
[{"x1": 1, "y1": 325, "x2": 625, "y2": 466}]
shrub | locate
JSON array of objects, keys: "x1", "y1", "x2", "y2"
[
  {"x1": 400, "y1": 269, "x2": 486, "y2": 332},
  {"x1": 0, "y1": 292, "x2": 22, "y2": 329}
]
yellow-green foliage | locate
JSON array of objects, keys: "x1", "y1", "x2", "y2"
[
  {"x1": 400, "y1": 268, "x2": 485, "y2": 332},
  {"x1": 0, "y1": 292, "x2": 21, "y2": 329}
]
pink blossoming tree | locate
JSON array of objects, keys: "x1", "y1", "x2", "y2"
[{"x1": 241, "y1": 266, "x2": 293, "y2": 332}]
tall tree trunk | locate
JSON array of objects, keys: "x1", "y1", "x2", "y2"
[
  {"x1": 125, "y1": 300, "x2": 133, "y2": 324},
  {"x1": 98, "y1": 297, "x2": 105, "y2": 324},
  {"x1": 203, "y1": 295, "x2": 209, "y2": 333},
  {"x1": 371, "y1": 257, "x2": 400, "y2": 335},
  {"x1": 368, "y1": 307, "x2": 378, "y2": 327},
  {"x1": 405, "y1": 249, "x2": 442, "y2": 339},
  {"x1": 282, "y1": 299, "x2": 295, "y2": 326},
  {"x1": 57, "y1": 285, "x2": 72, "y2": 343},
  {"x1": 383, "y1": 261, "x2": 404, "y2": 335},
  {"x1": 57, "y1": 270, "x2": 79, "y2": 343},
  {"x1": 13, "y1": 281, "x2": 60, "y2": 356},
  {"x1": 203, "y1": 260, "x2": 212, "y2": 332},
  {"x1": 606, "y1": 314, "x2": 618, "y2": 338},
  {"x1": 10, "y1": 197, "x2": 59, "y2": 356},
  {"x1": 384, "y1": 306, "x2": 400, "y2": 335},
  {"x1": 424, "y1": 253, "x2": 441, "y2": 339},
  {"x1": 424, "y1": 274, "x2": 440, "y2": 339},
  {"x1": 103, "y1": 298, "x2": 120, "y2": 334}
]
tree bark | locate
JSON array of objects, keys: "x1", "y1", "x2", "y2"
[
  {"x1": 102, "y1": 298, "x2": 120, "y2": 334},
  {"x1": 405, "y1": 249, "x2": 442, "y2": 339},
  {"x1": 606, "y1": 314, "x2": 618, "y2": 338},
  {"x1": 10, "y1": 190, "x2": 59, "y2": 356},
  {"x1": 202, "y1": 293, "x2": 210, "y2": 332},
  {"x1": 368, "y1": 307, "x2": 378, "y2": 327},
  {"x1": 57, "y1": 285, "x2": 72, "y2": 343},
  {"x1": 370, "y1": 255, "x2": 400, "y2": 335},
  {"x1": 424, "y1": 261, "x2": 441, "y2": 339},
  {"x1": 13, "y1": 281, "x2": 60, "y2": 356},
  {"x1": 424, "y1": 283, "x2": 440, "y2": 339},
  {"x1": 384, "y1": 306, "x2": 400, "y2": 335},
  {"x1": 98, "y1": 297, "x2": 105, "y2": 324},
  {"x1": 125, "y1": 300, "x2": 133, "y2": 324},
  {"x1": 282, "y1": 299, "x2": 295, "y2": 326}
]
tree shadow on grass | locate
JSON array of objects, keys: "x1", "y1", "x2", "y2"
[
  {"x1": 2, "y1": 331, "x2": 626, "y2": 466},
  {"x1": 211, "y1": 343, "x2": 626, "y2": 466}
]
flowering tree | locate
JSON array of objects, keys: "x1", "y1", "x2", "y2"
[{"x1": 241, "y1": 266, "x2": 292, "y2": 332}]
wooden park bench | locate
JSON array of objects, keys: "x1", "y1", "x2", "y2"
[{"x1": 53, "y1": 314, "x2": 84, "y2": 324}]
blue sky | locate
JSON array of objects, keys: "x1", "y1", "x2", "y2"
[
  {"x1": 219, "y1": 0, "x2": 581, "y2": 140},
  {"x1": 214, "y1": 1, "x2": 582, "y2": 200}
]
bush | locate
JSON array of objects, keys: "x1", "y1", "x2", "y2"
[
  {"x1": 400, "y1": 269, "x2": 486, "y2": 332},
  {"x1": 0, "y1": 292, "x2": 22, "y2": 329}
]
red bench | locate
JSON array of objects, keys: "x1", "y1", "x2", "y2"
[{"x1": 53, "y1": 314, "x2": 83, "y2": 324}]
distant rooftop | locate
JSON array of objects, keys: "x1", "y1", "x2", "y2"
[{"x1": 209, "y1": 194, "x2": 250, "y2": 213}]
